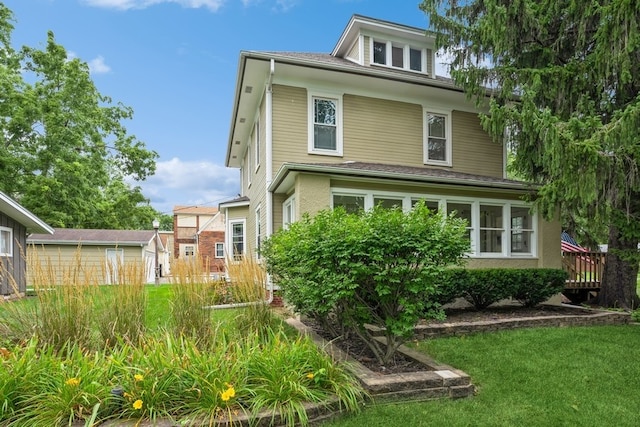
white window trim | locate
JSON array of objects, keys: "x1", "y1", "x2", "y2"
[
  {"x1": 423, "y1": 108, "x2": 453, "y2": 167},
  {"x1": 254, "y1": 117, "x2": 261, "y2": 172},
  {"x1": 330, "y1": 187, "x2": 537, "y2": 258},
  {"x1": 215, "y1": 242, "x2": 225, "y2": 259},
  {"x1": 283, "y1": 195, "x2": 296, "y2": 229},
  {"x1": 478, "y1": 203, "x2": 506, "y2": 256},
  {"x1": 0, "y1": 226, "x2": 13, "y2": 257},
  {"x1": 370, "y1": 37, "x2": 428, "y2": 74},
  {"x1": 308, "y1": 91, "x2": 343, "y2": 157},
  {"x1": 228, "y1": 219, "x2": 246, "y2": 259}
]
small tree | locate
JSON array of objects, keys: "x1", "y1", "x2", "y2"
[{"x1": 262, "y1": 201, "x2": 469, "y2": 365}]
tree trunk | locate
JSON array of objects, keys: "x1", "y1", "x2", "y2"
[{"x1": 597, "y1": 225, "x2": 640, "y2": 310}]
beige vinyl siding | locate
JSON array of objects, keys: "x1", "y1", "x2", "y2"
[
  {"x1": 272, "y1": 86, "x2": 503, "y2": 178},
  {"x1": 27, "y1": 244, "x2": 145, "y2": 286},
  {"x1": 346, "y1": 39, "x2": 360, "y2": 62},
  {"x1": 272, "y1": 193, "x2": 287, "y2": 233},
  {"x1": 342, "y1": 95, "x2": 424, "y2": 163},
  {"x1": 272, "y1": 85, "x2": 308, "y2": 170},
  {"x1": 451, "y1": 110, "x2": 503, "y2": 178},
  {"x1": 363, "y1": 36, "x2": 370, "y2": 65}
]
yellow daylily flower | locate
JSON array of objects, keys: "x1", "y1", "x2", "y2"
[
  {"x1": 133, "y1": 399, "x2": 143, "y2": 410},
  {"x1": 65, "y1": 378, "x2": 80, "y2": 387}
]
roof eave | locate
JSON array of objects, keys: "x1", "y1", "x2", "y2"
[{"x1": 269, "y1": 162, "x2": 535, "y2": 194}]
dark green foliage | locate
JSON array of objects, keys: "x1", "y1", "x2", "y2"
[
  {"x1": 419, "y1": 0, "x2": 640, "y2": 309},
  {"x1": 262, "y1": 202, "x2": 469, "y2": 365},
  {"x1": 440, "y1": 268, "x2": 568, "y2": 309},
  {"x1": 511, "y1": 269, "x2": 568, "y2": 307}
]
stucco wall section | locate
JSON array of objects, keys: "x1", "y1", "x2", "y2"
[{"x1": 295, "y1": 173, "x2": 331, "y2": 217}]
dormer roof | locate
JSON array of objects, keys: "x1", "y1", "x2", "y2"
[{"x1": 332, "y1": 14, "x2": 434, "y2": 58}]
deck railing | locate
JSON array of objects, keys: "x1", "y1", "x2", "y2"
[{"x1": 561, "y1": 251, "x2": 606, "y2": 289}]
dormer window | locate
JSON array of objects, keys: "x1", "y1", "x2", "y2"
[{"x1": 372, "y1": 39, "x2": 424, "y2": 73}]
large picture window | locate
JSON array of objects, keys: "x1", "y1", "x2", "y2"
[
  {"x1": 308, "y1": 93, "x2": 342, "y2": 156},
  {"x1": 0, "y1": 227, "x2": 13, "y2": 257}
]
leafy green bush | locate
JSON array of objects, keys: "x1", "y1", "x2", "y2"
[
  {"x1": 440, "y1": 268, "x2": 568, "y2": 309},
  {"x1": 262, "y1": 201, "x2": 469, "y2": 365},
  {"x1": 511, "y1": 269, "x2": 568, "y2": 307}
]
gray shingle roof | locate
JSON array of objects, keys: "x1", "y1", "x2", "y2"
[{"x1": 28, "y1": 228, "x2": 155, "y2": 246}]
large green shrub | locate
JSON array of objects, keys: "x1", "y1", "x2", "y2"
[{"x1": 262, "y1": 201, "x2": 469, "y2": 365}]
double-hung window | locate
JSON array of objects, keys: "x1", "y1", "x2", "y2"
[
  {"x1": 309, "y1": 93, "x2": 342, "y2": 156},
  {"x1": 0, "y1": 227, "x2": 13, "y2": 257},
  {"x1": 480, "y1": 204, "x2": 504, "y2": 254},
  {"x1": 424, "y1": 110, "x2": 451, "y2": 166},
  {"x1": 511, "y1": 206, "x2": 534, "y2": 254},
  {"x1": 447, "y1": 202, "x2": 474, "y2": 251},
  {"x1": 215, "y1": 243, "x2": 224, "y2": 258},
  {"x1": 228, "y1": 220, "x2": 246, "y2": 260},
  {"x1": 254, "y1": 118, "x2": 260, "y2": 171}
]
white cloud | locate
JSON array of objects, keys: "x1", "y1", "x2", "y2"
[
  {"x1": 88, "y1": 56, "x2": 111, "y2": 74},
  {"x1": 81, "y1": 0, "x2": 225, "y2": 12},
  {"x1": 140, "y1": 157, "x2": 239, "y2": 214}
]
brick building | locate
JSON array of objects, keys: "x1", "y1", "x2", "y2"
[{"x1": 173, "y1": 206, "x2": 225, "y2": 273}]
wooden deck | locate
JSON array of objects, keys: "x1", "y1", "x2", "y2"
[{"x1": 562, "y1": 251, "x2": 606, "y2": 301}]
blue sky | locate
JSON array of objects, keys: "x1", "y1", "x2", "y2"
[{"x1": 5, "y1": 0, "x2": 432, "y2": 216}]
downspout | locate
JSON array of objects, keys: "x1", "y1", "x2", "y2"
[{"x1": 206, "y1": 59, "x2": 275, "y2": 310}]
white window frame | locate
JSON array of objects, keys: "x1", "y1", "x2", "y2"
[
  {"x1": 479, "y1": 203, "x2": 505, "y2": 255},
  {"x1": 283, "y1": 195, "x2": 296, "y2": 229},
  {"x1": 255, "y1": 206, "x2": 262, "y2": 260},
  {"x1": 0, "y1": 226, "x2": 12, "y2": 257},
  {"x1": 308, "y1": 91, "x2": 343, "y2": 156},
  {"x1": 370, "y1": 38, "x2": 427, "y2": 74},
  {"x1": 423, "y1": 108, "x2": 452, "y2": 166},
  {"x1": 228, "y1": 219, "x2": 246, "y2": 260},
  {"x1": 182, "y1": 244, "x2": 195, "y2": 258},
  {"x1": 254, "y1": 117, "x2": 261, "y2": 172},
  {"x1": 215, "y1": 242, "x2": 224, "y2": 258},
  {"x1": 330, "y1": 188, "x2": 537, "y2": 258}
]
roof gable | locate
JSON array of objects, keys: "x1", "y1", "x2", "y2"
[{"x1": 0, "y1": 191, "x2": 53, "y2": 234}]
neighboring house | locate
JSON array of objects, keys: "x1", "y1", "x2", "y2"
[
  {"x1": 159, "y1": 230, "x2": 174, "y2": 276},
  {"x1": 173, "y1": 206, "x2": 226, "y2": 272},
  {"x1": 0, "y1": 191, "x2": 53, "y2": 296},
  {"x1": 27, "y1": 228, "x2": 163, "y2": 285},
  {"x1": 220, "y1": 14, "x2": 561, "y2": 269}
]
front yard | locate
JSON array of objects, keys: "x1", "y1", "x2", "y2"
[{"x1": 322, "y1": 324, "x2": 640, "y2": 426}]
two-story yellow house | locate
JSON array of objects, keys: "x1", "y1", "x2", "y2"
[{"x1": 221, "y1": 14, "x2": 560, "y2": 270}]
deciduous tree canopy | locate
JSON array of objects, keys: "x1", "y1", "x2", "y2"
[
  {"x1": 0, "y1": 4, "x2": 159, "y2": 230},
  {"x1": 420, "y1": 0, "x2": 640, "y2": 309}
]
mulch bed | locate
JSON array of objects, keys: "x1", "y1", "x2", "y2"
[{"x1": 306, "y1": 304, "x2": 602, "y2": 375}]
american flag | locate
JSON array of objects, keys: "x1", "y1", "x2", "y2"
[{"x1": 561, "y1": 231, "x2": 588, "y2": 252}]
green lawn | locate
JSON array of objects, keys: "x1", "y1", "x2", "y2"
[{"x1": 322, "y1": 325, "x2": 640, "y2": 427}]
